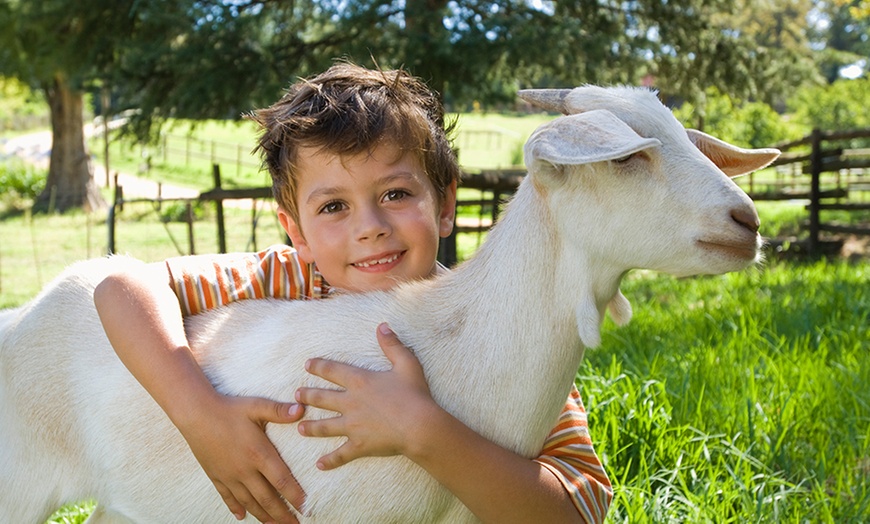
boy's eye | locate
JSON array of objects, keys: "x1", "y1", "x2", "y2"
[
  {"x1": 319, "y1": 201, "x2": 346, "y2": 214},
  {"x1": 383, "y1": 189, "x2": 409, "y2": 202}
]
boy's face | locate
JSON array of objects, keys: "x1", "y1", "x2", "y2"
[{"x1": 278, "y1": 143, "x2": 456, "y2": 292}]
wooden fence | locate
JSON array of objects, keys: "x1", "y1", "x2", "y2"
[
  {"x1": 108, "y1": 129, "x2": 870, "y2": 262},
  {"x1": 745, "y1": 128, "x2": 870, "y2": 255},
  {"x1": 107, "y1": 165, "x2": 524, "y2": 265}
]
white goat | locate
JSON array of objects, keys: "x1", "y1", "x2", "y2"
[{"x1": 0, "y1": 86, "x2": 778, "y2": 523}]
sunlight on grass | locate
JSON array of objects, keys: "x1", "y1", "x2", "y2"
[{"x1": 582, "y1": 259, "x2": 870, "y2": 521}]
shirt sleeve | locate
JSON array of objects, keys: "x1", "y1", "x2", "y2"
[
  {"x1": 164, "y1": 245, "x2": 328, "y2": 316},
  {"x1": 534, "y1": 385, "x2": 613, "y2": 524}
]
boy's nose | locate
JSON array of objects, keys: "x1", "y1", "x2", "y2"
[{"x1": 356, "y1": 207, "x2": 392, "y2": 241}]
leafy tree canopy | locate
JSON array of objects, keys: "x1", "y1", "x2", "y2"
[{"x1": 0, "y1": 0, "x2": 863, "y2": 210}]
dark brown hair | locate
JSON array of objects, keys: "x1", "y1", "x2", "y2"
[{"x1": 250, "y1": 62, "x2": 460, "y2": 221}]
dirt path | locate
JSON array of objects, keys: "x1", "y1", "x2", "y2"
[{"x1": 4, "y1": 125, "x2": 218, "y2": 202}]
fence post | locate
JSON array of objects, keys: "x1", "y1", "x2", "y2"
[
  {"x1": 251, "y1": 201, "x2": 258, "y2": 252},
  {"x1": 102, "y1": 88, "x2": 111, "y2": 188},
  {"x1": 212, "y1": 164, "x2": 227, "y2": 253},
  {"x1": 108, "y1": 174, "x2": 122, "y2": 254},
  {"x1": 808, "y1": 128, "x2": 822, "y2": 256},
  {"x1": 186, "y1": 201, "x2": 196, "y2": 255},
  {"x1": 237, "y1": 144, "x2": 242, "y2": 179},
  {"x1": 439, "y1": 221, "x2": 458, "y2": 267}
]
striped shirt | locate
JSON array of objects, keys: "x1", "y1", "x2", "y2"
[
  {"x1": 166, "y1": 245, "x2": 329, "y2": 316},
  {"x1": 166, "y1": 245, "x2": 612, "y2": 522},
  {"x1": 535, "y1": 387, "x2": 613, "y2": 523}
]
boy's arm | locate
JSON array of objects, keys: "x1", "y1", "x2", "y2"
[
  {"x1": 94, "y1": 263, "x2": 305, "y2": 524},
  {"x1": 296, "y1": 323, "x2": 596, "y2": 523}
]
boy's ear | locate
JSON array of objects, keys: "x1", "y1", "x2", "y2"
[
  {"x1": 277, "y1": 207, "x2": 315, "y2": 264},
  {"x1": 439, "y1": 179, "x2": 458, "y2": 238}
]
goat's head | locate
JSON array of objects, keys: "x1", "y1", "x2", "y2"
[{"x1": 520, "y1": 86, "x2": 779, "y2": 281}]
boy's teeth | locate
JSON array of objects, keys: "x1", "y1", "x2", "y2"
[{"x1": 355, "y1": 253, "x2": 399, "y2": 268}]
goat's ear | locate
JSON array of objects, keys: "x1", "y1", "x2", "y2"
[
  {"x1": 525, "y1": 110, "x2": 661, "y2": 185},
  {"x1": 686, "y1": 129, "x2": 781, "y2": 178},
  {"x1": 517, "y1": 89, "x2": 573, "y2": 115}
]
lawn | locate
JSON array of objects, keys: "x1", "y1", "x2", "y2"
[{"x1": 585, "y1": 258, "x2": 869, "y2": 522}]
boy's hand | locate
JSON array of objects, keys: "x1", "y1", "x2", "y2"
[
  {"x1": 295, "y1": 323, "x2": 434, "y2": 470},
  {"x1": 179, "y1": 394, "x2": 307, "y2": 523}
]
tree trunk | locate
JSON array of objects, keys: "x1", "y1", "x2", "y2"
[{"x1": 35, "y1": 73, "x2": 105, "y2": 213}]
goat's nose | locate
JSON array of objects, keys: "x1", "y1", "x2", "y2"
[{"x1": 731, "y1": 207, "x2": 760, "y2": 234}]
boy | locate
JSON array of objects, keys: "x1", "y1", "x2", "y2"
[{"x1": 94, "y1": 63, "x2": 611, "y2": 524}]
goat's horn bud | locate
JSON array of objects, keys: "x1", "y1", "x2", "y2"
[{"x1": 517, "y1": 89, "x2": 573, "y2": 114}]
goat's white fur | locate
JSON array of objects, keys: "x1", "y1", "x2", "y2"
[{"x1": 0, "y1": 86, "x2": 778, "y2": 523}]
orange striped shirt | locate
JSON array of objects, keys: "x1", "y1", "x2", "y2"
[
  {"x1": 166, "y1": 245, "x2": 612, "y2": 522},
  {"x1": 536, "y1": 387, "x2": 613, "y2": 523},
  {"x1": 165, "y1": 245, "x2": 329, "y2": 316}
]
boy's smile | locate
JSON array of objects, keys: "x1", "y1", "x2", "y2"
[{"x1": 279, "y1": 143, "x2": 456, "y2": 292}]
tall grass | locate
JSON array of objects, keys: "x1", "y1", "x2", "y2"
[{"x1": 583, "y1": 259, "x2": 870, "y2": 522}]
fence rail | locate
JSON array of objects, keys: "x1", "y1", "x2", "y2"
[
  {"x1": 156, "y1": 132, "x2": 261, "y2": 179},
  {"x1": 759, "y1": 127, "x2": 870, "y2": 255}
]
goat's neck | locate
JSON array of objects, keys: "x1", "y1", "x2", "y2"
[{"x1": 416, "y1": 182, "x2": 624, "y2": 454}]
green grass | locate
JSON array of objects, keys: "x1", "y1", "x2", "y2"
[
  {"x1": 0, "y1": 200, "x2": 290, "y2": 309},
  {"x1": 582, "y1": 259, "x2": 870, "y2": 522}
]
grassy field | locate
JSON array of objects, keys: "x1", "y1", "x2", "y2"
[{"x1": 2, "y1": 116, "x2": 869, "y2": 522}]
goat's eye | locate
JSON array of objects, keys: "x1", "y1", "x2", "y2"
[{"x1": 613, "y1": 153, "x2": 635, "y2": 163}]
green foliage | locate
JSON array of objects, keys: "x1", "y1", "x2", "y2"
[
  {"x1": 158, "y1": 200, "x2": 205, "y2": 223},
  {"x1": 0, "y1": 159, "x2": 46, "y2": 203},
  {"x1": 583, "y1": 259, "x2": 870, "y2": 521},
  {"x1": 756, "y1": 202, "x2": 806, "y2": 239},
  {"x1": 739, "y1": 102, "x2": 800, "y2": 149},
  {"x1": 789, "y1": 77, "x2": 870, "y2": 133},
  {"x1": 0, "y1": 77, "x2": 47, "y2": 131},
  {"x1": 672, "y1": 88, "x2": 798, "y2": 147}
]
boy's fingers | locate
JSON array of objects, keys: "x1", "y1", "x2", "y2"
[
  {"x1": 317, "y1": 442, "x2": 359, "y2": 471},
  {"x1": 298, "y1": 415, "x2": 346, "y2": 438},
  {"x1": 249, "y1": 398, "x2": 306, "y2": 425},
  {"x1": 261, "y1": 453, "x2": 307, "y2": 512},
  {"x1": 305, "y1": 357, "x2": 358, "y2": 387},
  {"x1": 216, "y1": 481, "x2": 276, "y2": 524},
  {"x1": 213, "y1": 481, "x2": 247, "y2": 521},
  {"x1": 376, "y1": 322, "x2": 419, "y2": 370},
  {"x1": 295, "y1": 387, "x2": 343, "y2": 412},
  {"x1": 234, "y1": 476, "x2": 299, "y2": 524}
]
